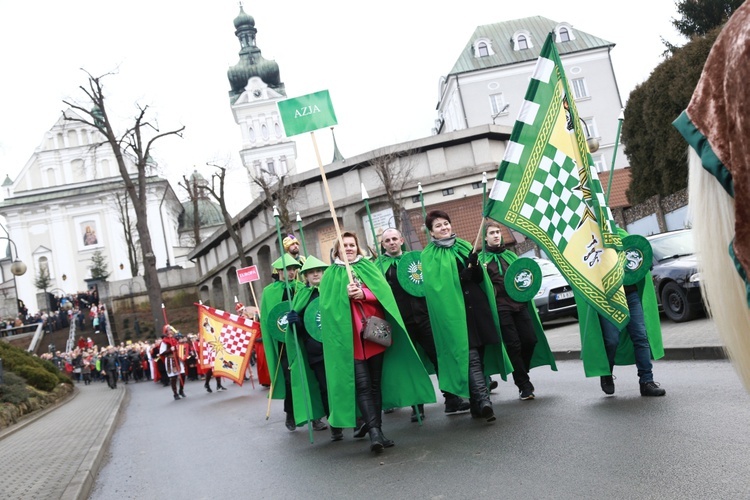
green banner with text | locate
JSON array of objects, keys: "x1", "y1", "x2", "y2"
[{"x1": 277, "y1": 90, "x2": 338, "y2": 136}]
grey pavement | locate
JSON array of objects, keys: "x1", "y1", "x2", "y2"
[{"x1": 0, "y1": 314, "x2": 730, "y2": 499}]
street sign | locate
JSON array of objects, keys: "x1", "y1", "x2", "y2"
[
  {"x1": 236, "y1": 265, "x2": 260, "y2": 284},
  {"x1": 277, "y1": 90, "x2": 337, "y2": 137}
]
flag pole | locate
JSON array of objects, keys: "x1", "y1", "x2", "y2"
[
  {"x1": 418, "y1": 182, "x2": 428, "y2": 239},
  {"x1": 605, "y1": 109, "x2": 625, "y2": 205},
  {"x1": 310, "y1": 130, "x2": 353, "y2": 284},
  {"x1": 296, "y1": 212, "x2": 309, "y2": 257},
  {"x1": 361, "y1": 183, "x2": 385, "y2": 273},
  {"x1": 273, "y1": 206, "x2": 314, "y2": 443}
]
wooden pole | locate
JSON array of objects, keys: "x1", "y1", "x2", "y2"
[{"x1": 311, "y1": 130, "x2": 353, "y2": 284}]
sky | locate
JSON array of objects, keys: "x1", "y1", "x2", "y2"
[{"x1": 0, "y1": 0, "x2": 685, "y2": 216}]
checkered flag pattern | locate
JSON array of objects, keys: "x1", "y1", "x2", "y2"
[
  {"x1": 519, "y1": 146, "x2": 584, "y2": 249},
  {"x1": 220, "y1": 323, "x2": 251, "y2": 356}
]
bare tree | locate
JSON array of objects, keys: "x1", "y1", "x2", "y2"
[
  {"x1": 368, "y1": 146, "x2": 418, "y2": 229},
  {"x1": 112, "y1": 191, "x2": 139, "y2": 277},
  {"x1": 63, "y1": 70, "x2": 184, "y2": 334},
  {"x1": 178, "y1": 173, "x2": 203, "y2": 247},
  {"x1": 251, "y1": 169, "x2": 298, "y2": 234},
  {"x1": 204, "y1": 163, "x2": 250, "y2": 269}
]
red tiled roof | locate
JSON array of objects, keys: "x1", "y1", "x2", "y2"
[{"x1": 598, "y1": 167, "x2": 632, "y2": 208}]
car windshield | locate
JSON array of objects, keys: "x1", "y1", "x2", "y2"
[
  {"x1": 650, "y1": 231, "x2": 694, "y2": 261},
  {"x1": 535, "y1": 258, "x2": 561, "y2": 277}
]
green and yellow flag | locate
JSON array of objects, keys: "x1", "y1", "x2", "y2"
[{"x1": 483, "y1": 33, "x2": 629, "y2": 330}]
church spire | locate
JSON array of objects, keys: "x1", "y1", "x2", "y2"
[{"x1": 227, "y1": 5, "x2": 285, "y2": 104}]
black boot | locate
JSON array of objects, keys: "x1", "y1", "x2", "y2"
[
  {"x1": 330, "y1": 427, "x2": 344, "y2": 442},
  {"x1": 368, "y1": 427, "x2": 385, "y2": 453},
  {"x1": 468, "y1": 349, "x2": 495, "y2": 422},
  {"x1": 204, "y1": 382, "x2": 212, "y2": 393},
  {"x1": 444, "y1": 393, "x2": 471, "y2": 413}
]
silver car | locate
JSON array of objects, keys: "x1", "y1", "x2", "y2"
[{"x1": 532, "y1": 258, "x2": 577, "y2": 323}]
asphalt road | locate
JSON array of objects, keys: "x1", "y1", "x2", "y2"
[{"x1": 90, "y1": 358, "x2": 750, "y2": 499}]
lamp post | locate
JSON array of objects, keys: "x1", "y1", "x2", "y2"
[{"x1": 0, "y1": 231, "x2": 27, "y2": 314}]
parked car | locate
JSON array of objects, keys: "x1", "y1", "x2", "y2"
[
  {"x1": 646, "y1": 229, "x2": 704, "y2": 322},
  {"x1": 533, "y1": 258, "x2": 577, "y2": 323}
]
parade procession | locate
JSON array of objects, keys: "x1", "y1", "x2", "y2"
[{"x1": 172, "y1": 34, "x2": 670, "y2": 455}]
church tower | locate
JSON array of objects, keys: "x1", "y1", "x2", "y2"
[{"x1": 227, "y1": 5, "x2": 297, "y2": 199}]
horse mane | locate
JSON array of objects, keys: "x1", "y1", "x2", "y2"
[{"x1": 688, "y1": 148, "x2": 750, "y2": 390}]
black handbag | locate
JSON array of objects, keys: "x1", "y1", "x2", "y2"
[{"x1": 355, "y1": 303, "x2": 393, "y2": 347}]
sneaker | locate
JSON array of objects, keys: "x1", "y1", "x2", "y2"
[
  {"x1": 640, "y1": 381, "x2": 666, "y2": 397},
  {"x1": 285, "y1": 415, "x2": 296, "y2": 432},
  {"x1": 173, "y1": 394, "x2": 181, "y2": 401},
  {"x1": 444, "y1": 397, "x2": 471, "y2": 413},
  {"x1": 312, "y1": 419, "x2": 328, "y2": 431},
  {"x1": 600, "y1": 375, "x2": 615, "y2": 395},
  {"x1": 330, "y1": 427, "x2": 344, "y2": 442},
  {"x1": 217, "y1": 386, "x2": 227, "y2": 391},
  {"x1": 179, "y1": 391, "x2": 186, "y2": 398},
  {"x1": 519, "y1": 383, "x2": 535, "y2": 400}
]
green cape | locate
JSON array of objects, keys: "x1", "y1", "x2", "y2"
[
  {"x1": 260, "y1": 280, "x2": 303, "y2": 400},
  {"x1": 319, "y1": 257, "x2": 436, "y2": 428},
  {"x1": 576, "y1": 230, "x2": 665, "y2": 377},
  {"x1": 479, "y1": 249, "x2": 557, "y2": 372},
  {"x1": 284, "y1": 285, "x2": 326, "y2": 426},
  {"x1": 421, "y1": 238, "x2": 513, "y2": 398}
]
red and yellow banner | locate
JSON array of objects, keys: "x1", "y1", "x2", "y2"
[{"x1": 197, "y1": 303, "x2": 259, "y2": 386}]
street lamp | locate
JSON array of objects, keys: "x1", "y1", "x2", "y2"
[
  {"x1": 579, "y1": 117, "x2": 600, "y2": 153},
  {"x1": 0, "y1": 221, "x2": 27, "y2": 314}
]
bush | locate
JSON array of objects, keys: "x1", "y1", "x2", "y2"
[
  {"x1": 0, "y1": 372, "x2": 30, "y2": 404},
  {"x1": 15, "y1": 366, "x2": 58, "y2": 392},
  {"x1": 0, "y1": 341, "x2": 70, "y2": 389}
]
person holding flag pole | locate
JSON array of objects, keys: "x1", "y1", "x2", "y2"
[
  {"x1": 482, "y1": 33, "x2": 665, "y2": 395},
  {"x1": 421, "y1": 210, "x2": 513, "y2": 422},
  {"x1": 277, "y1": 89, "x2": 434, "y2": 453},
  {"x1": 271, "y1": 207, "x2": 326, "y2": 442},
  {"x1": 260, "y1": 252, "x2": 309, "y2": 431}
]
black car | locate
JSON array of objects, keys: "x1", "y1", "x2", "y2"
[
  {"x1": 532, "y1": 258, "x2": 577, "y2": 323},
  {"x1": 646, "y1": 229, "x2": 704, "y2": 322}
]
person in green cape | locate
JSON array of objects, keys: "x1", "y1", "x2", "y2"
[
  {"x1": 421, "y1": 210, "x2": 512, "y2": 422},
  {"x1": 285, "y1": 255, "x2": 344, "y2": 442},
  {"x1": 319, "y1": 231, "x2": 436, "y2": 453},
  {"x1": 378, "y1": 227, "x2": 470, "y2": 421},
  {"x1": 480, "y1": 221, "x2": 557, "y2": 401},
  {"x1": 261, "y1": 254, "x2": 326, "y2": 432},
  {"x1": 576, "y1": 228, "x2": 666, "y2": 397}
]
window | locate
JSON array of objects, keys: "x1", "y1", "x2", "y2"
[
  {"x1": 266, "y1": 159, "x2": 276, "y2": 175},
  {"x1": 477, "y1": 42, "x2": 489, "y2": 57},
  {"x1": 559, "y1": 27, "x2": 570, "y2": 42},
  {"x1": 593, "y1": 154, "x2": 607, "y2": 172},
  {"x1": 571, "y1": 78, "x2": 589, "y2": 99},
  {"x1": 517, "y1": 35, "x2": 528, "y2": 50},
  {"x1": 274, "y1": 122, "x2": 282, "y2": 138},
  {"x1": 261, "y1": 124, "x2": 269, "y2": 140},
  {"x1": 248, "y1": 127, "x2": 256, "y2": 142},
  {"x1": 279, "y1": 156, "x2": 288, "y2": 175},
  {"x1": 471, "y1": 182, "x2": 482, "y2": 189},
  {"x1": 490, "y1": 93, "x2": 507, "y2": 115},
  {"x1": 411, "y1": 195, "x2": 420, "y2": 203},
  {"x1": 442, "y1": 188, "x2": 454, "y2": 196},
  {"x1": 581, "y1": 117, "x2": 599, "y2": 139}
]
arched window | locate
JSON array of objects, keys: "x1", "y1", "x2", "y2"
[
  {"x1": 274, "y1": 122, "x2": 282, "y2": 138},
  {"x1": 261, "y1": 124, "x2": 269, "y2": 140},
  {"x1": 559, "y1": 27, "x2": 570, "y2": 42},
  {"x1": 517, "y1": 35, "x2": 528, "y2": 50},
  {"x1": 67, "y1": 130, "x2": 79, "y2": 147},
  {"x1": 249, "y1": 126, "x2": 256, "y2": 142},
  {"x1": 477, "y1": 42, "x2": 489, "y2": 57}
]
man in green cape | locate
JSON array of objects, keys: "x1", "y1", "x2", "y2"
[
  {"x1": 377, "y1": 228, "x2": 470, "y2": 420},
  {"x1": 421, "y1": 210, "x2": 513, "y2": 422},
  {"x1": 285, "y1": 255, "x2": 344, "y2": 441},
  {"x1": 576, "y1": 229, "x2": 666, "y2": 396},
  {"x1": 319, "y1": 248, "x2": 436, "y2": 431},
  {"x1": 480, "y1": 221, "x2": 557, "y2": 401},
  {"x1": 260, "y1": 254, "x2": 308, "y2": 431}
]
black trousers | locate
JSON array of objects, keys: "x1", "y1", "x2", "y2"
[{"x1": 498, "y1": 307, "x2": 538, "y2": 388}]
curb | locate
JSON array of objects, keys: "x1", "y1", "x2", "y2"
[
  {"x1": 552, "y1": 346, "x2": 728, "y2": 362},
  {"x1": 60, "y1": 385, "x2": 128, "y2": 500}
]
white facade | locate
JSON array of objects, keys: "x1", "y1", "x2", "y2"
[
  {"x1": 232, "y1": 76, "x2": 298, "y2": 200},
  {"x1": 0, "y1": 110, "x2": 183, "y2": 314},
  {"x1": 435, "y1": 18, "x2": 626, "y2": 173}
]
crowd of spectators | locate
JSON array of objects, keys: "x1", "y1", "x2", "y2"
[{"x1": 1, "y1": 289, "x2": 105, "y2": 336}]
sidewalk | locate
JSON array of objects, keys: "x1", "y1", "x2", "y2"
[
  {"x1": 0, "y1": 381, "x2": 125, "y2": 500},
  {"x1": 0, "y1": 315, "x2": 727, "y2": 500}
]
